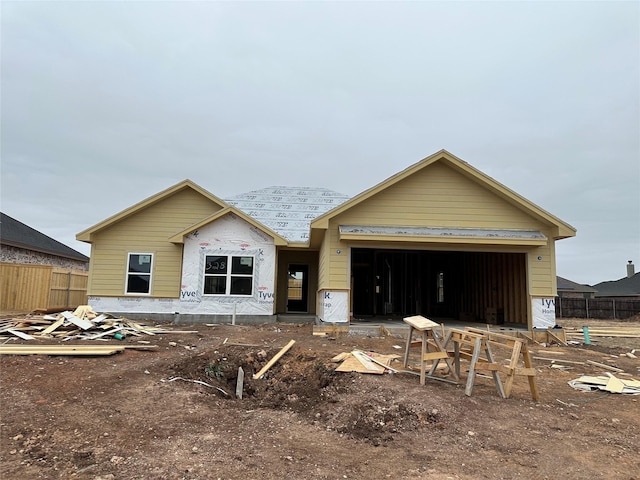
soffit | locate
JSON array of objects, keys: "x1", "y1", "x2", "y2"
[{"x1": 339, "y1": 225, "x2": 548, "y2": 246}]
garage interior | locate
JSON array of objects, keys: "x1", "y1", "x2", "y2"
[{"x1": 350, "y1": 248, "x2": 528, "y2": 325}]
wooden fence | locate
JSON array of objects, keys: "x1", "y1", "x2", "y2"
[
  {"x1": 556, "y1": 296, "x2": 640, "y2": 320},
  {"x1": 0, "y1": 263, "x2": 88, "y2": 313}
]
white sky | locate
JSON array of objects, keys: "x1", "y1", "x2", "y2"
[{"x1": 1, "y1": 1, "x2": 639, "y2": 286}]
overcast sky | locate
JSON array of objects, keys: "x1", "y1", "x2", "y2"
[{"x1": 1, "y1": 1, "x2": 639, "y2": 286}]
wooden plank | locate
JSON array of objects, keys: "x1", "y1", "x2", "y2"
[
  {"x1": 41, "y1": 318, "x2": 65, "y2": 335},
  {"x1": 403, "y1": 315, "x2": 440, "y2": 330},
  {"x1": 0, "y1": 345, "x2": 124, "y2": 355},
  {"x1": 422, "y1": 351, "x2": 450, "y2": 361},
  {"x1": 253, "y1": 340, "x2": 296, "y2": 379},
  {"x1": 586, "y1": 360, "x2": 625, "y2": 373},
  {"x1": 533, "y1": 356, "x2": 586, "y2": 365},
  {"x1": 335, "y1": 354, "x2": 385, "y2": 374},
  {"x1": 352, "y1": 351, "x2": 381, "y2": 371},
  {"x1": 236, "y1": 367, "x2": 244, "y2": 399},
  {"x1": 88, "y1": 326, "x2": 124, "y2": 340}
]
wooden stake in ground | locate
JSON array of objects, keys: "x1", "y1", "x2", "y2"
[
  {"x1": 253, "y1": 339, "x2": 295, "y2": 379},
  {"x1": 236, "y1": 367, "x2": 244, "y2": 399}
]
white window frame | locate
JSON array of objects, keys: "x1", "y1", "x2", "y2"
[
  {"x1": 125, "y1": 252, "x2": 153, "y2": 295},
  {"x1": 203, "y1": 254, "x2": 254, "y2": 296}
]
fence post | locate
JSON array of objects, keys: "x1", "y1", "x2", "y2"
[
  {"x1": 612, "y1": 299, "x2": 616, "y2": 319},
  {"x1": 585, "y1": 298, "x2": 589, "y2": 319},
  {"x1": 66, "y1": 272, "x2": 72, "y2": 308},
  {"x1": 559, "y1": 296, "x2": 562, "y2": 318}
]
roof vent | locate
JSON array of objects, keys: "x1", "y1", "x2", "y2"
[{"x1": 627, "y1": 260, "x2": 635, "y2": 278}]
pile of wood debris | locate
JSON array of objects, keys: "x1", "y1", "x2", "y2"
[{"x1": 0, "y1": 305, "x2": 190, "y2": 342}]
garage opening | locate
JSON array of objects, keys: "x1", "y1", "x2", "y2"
[{"x1": 351, "y1": 248, "x2": 527, "y2": 325}]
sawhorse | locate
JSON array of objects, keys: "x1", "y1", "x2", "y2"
[
  {"x1": 433, "y1": 327, "x2": 539, "y2": 401},
  {"x1": 402, "y1": 315, "x2": 457, "y2": 385}
]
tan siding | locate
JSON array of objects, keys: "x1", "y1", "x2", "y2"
[
  {"x1": 317, "y1": 230, "x2": 330, "y2": 290},
  {"x1": 333, "y1": 163, "x2": 545, "y2": 230},
  {"x1": 528, "y1": 240, "x2": 555, "y2": 296},
  {"x1": 88, "y1": 189, "x2": 222, "y2": 297}
]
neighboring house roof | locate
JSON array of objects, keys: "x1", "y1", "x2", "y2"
[
  {"x1": 1, "y1": 212, "x2": 89, "y2": 262},
  {"x1": 225, "y1": 186, "x2": 350, "y2": 243},
  {"x1": 169, "y1": 206, "x2": 289, "y2": 246},
  {"x1": 593, "y1": 273, "x2": 640, "y2": 297},
  {"x1": 77, "y1": 179, "x2": 229, "y2": 242},
  {"x1": 311, "y1": 149, "x2": 576, "y2": 240},
  {"x1": 556, "y1": 276, "x2": 598, "y2": 294}
]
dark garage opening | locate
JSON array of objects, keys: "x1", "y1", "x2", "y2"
[{"x1": 351, "y1": 248, "x2": 528, "y2": 325}]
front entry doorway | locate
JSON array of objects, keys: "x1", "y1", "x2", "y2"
[{"x1": 286, "y1": 264, "x2": 309, "y2": 313}]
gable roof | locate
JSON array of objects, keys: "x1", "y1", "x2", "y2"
[
  {"x1": 557, "y1": 276, "x2": 598, "y2": 294},
  {"x1": 593, "y1": 273, "x2": 640, "y2": 297},
  {"x1": 1, "y1": 212, "x2": 89, "y2": 262},
  {"x1": 76, "y1": 179, "x2": 229, "y2": 242},
  {"x1": 311, "y1": 149, "x2": 576, "y2": 240},
  {"x1": 225, "y1": 186, "x2": 350, "y2": 243},
  {"x1": 168, "y1": 206, "x2": 289, "y2": 246}
]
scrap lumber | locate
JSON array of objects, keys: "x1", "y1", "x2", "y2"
[
  {"x1": 334, "y1": 351, "x2": 398, "y2": 374},
  {"x1": 585, "y1": 360, "x2": 625, "y2": 373},
  {"x1": 568, "y1": 375, "x2": 640, "y2": 394},
  {"x1": 2, "y1": 308, "x2": 197, "y2": 341},
  {"x1": 313, "y1": 324, "x2": 349, "y2": 336},
  {"x1": 352, "y1": 350, "x2": 382, "y2": 371},
  {"x1": 253, "y1": 339, "x2": 296, "y2": 379},
  {"x1": 0, "y1": 345, "x2": 125, "y2": 356}
]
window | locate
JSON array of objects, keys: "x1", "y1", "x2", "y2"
[
  {"x1": 204, "y1": 255, "x2": 254, "y2": 296},
  {"x1": 126, "y1": 253, "x2": 153, "y2": 294}
]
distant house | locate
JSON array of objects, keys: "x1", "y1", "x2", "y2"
[
  {"x1": 77, "y1": 150, "x2": 576, "y2": 329},
  {"x1": 1, "y1": 212, "x2": 90, "y2": 312},
  {"x1": 1, "y1": 212, "x2": 89, "y2": 270},
  {"x1": 556, "y1": 276, "x2": 597, "y2": 299},
  {"x1": 593, "y1": 262, "x2": 640, "y2": 299}
]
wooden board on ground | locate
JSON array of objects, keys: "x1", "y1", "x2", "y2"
[
  {"x1": 335, "y1": 352, "x2": 398, "y2": 374},
  {"x1": 313, "y1": 324, "x2": 350, "y2": 335}
]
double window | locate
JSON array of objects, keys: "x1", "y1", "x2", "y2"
[
  {"x1": 204, "y1": 255, "x2": 254, "y2": 296},
  {"x1": 126, "y1": 253, "x2": 153, "y2": 294}
]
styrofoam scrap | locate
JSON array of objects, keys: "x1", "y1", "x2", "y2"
[
  {"x1": 7, "y1": 329, "x2": 35, "y2": 340},
  {"x1": 60, "y1": 311, "x2": 94, "y2": 330}
]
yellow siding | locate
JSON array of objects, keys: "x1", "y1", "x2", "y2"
[
  {"x1": 333, "y1": 163, "x2": 545, "y2": 230},
  {"x1": 317, "y1": 230, "x2": 330, "y2": 290},
  {"x1": 323, "y1": 162, "x2": 556, "y2": 292},
  {"x1": 88, "y1": 189, "x2": 223, "y2": 297},
  {"x1": 528, "y1": 231, "x2": 557, "y2": 296}
]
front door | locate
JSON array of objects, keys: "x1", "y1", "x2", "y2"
[{"x1": 286, "y1": 264, "x2": 308, "y2": 313}]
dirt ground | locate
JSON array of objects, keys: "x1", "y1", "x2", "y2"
[{"x1": 1, "y1": 315, "x2": 639, "y2": 480}]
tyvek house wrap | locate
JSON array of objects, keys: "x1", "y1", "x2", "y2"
[{"x1": 225, "y1": 186, "x2": 350, "y2": 243}]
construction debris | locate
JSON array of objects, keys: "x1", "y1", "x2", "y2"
[
  {"x1": 568, "y1": 374, "x2": 640, "y2": 394},
  {"x1": 0, "y1": 305, "x2": 196, "y2": 341},
  {"x1": 333, "y1": 350, "x2": 399, "y2": 374},
  {"x1": 253, "y1": 339, "x2": 296, "y2": 379}
]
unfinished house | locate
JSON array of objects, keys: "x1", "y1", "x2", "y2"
[{"x1": 76, "y1": 150, "x2": 576, "y2": 329}]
